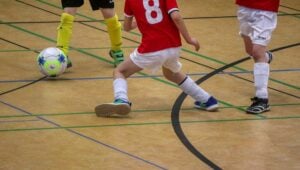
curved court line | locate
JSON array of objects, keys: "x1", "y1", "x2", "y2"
[
  {"x1": 1, "y1": 1, "x2": 298, "y2": 168},
  {"x1": 171, "y1": 42, "x2": 300, "y2": 170},
  {"x1": 0, "y1": 100, "x2": 167, "y2": 169}
]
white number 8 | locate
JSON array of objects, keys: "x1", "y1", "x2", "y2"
[{"x1": 143, "y1": 0, "x2": 163, "y2": 24}]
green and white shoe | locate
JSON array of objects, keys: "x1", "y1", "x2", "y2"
[{"x1": 109, "y1": 50, "x2": 124, "y2": 67}]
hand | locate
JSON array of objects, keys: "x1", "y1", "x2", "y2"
[
  {"x1": 187, "y1": 37, "x2": 200, "y2": 51},
  {"x1": 131, "y1": 20, "x2": 137, "y2": 30}
]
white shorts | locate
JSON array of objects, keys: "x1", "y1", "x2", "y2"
[
  {"x1": 130, "y1": 47, "x2": 182, "y2": 73},
  {"x1": 237, "y1": 6, "x2": 277, "y2": 46}
]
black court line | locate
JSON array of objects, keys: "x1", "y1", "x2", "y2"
[
  {"x1": 171, "y1": 42, "x2": 300, "y2": 170},
  {"x1": 0, "y1": 99, "x2": 167, "y2": 170},
  {"x1": 181, "y1": 56, "x2": 300, "y2": 99},
  {"x1": 1, "y1": 18, "x2": 166, "y2": 169},
  {"x1": 0, "y1": 38, "x2": 47, "y2": 96},
  {"x1": 3, "y1": 1, "x2": 298, "y2": 167},
  {"x1": 0, "y1": 38, "x2": 166, "y2": 167}
]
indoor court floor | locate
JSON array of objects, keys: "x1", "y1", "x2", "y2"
[{"x1": 0, "y1": 0, "x2": 300, "y2": 169}]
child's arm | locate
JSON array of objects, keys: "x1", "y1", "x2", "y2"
[
  {"x1": 170, "y1": 11, "x2": 200, "y2": 51},
  {"x1": 123, "y1": 16, "x2": 137, "y2": 32}
]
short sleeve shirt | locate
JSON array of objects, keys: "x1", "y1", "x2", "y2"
[{"x1": 124, "y1": 0, "x2": 182, "y2": 53}]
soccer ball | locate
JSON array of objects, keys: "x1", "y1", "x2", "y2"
[{"x1": 37, "y1": 47, "x2": 68, "y2": 77}]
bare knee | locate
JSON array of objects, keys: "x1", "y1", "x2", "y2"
[
  {"x1": 113, "y1": 68, "x2": 125, "y2": 79},
  {"x1": 252, "y1": 45, "x2": 267, "y2": 62}
]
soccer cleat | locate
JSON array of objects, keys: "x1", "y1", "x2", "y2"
[
  {"x1": 95, "y1": 99, "x2": 131, "y2": 117},
  {"x1": 66, "y1": 56, "x2": 72, "y2": 68},
  {"x1": 194, "y1": 96, "x2": 218, "y2": 111},
  {"x1": 246, "y1": 97, "x2": 270, "y2": 114},
  {"x1": 109, "y1": 50, "x2": 124, "y2": 67},
  {"x1": 266, "y1": 51, "x2": 273, "y2": 64}
]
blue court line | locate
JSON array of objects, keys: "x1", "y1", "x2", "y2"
[
  {"x1": 0, "y1": 99, "x2": 167, "y2": 170},
  {"x1": 1, "y1": 68, "x2": 299, "y2": 83}
]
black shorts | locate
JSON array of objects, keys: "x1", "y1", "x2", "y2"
[{"x1": 61, "y1": 0, "x2": 114, "y2": 10}]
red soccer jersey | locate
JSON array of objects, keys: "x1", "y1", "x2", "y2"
[
  {"x1": 236, "y1": 0, "x2": 280, "y2": 12},
  {"x1": 124, "y1": 0, "x2": 182, "y2": 53}
]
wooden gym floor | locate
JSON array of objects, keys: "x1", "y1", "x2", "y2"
[{"x1": 0, "y1": 0, "x2": 299, "y2": 169}]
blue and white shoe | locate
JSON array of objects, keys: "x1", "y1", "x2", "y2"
[
  {"x1": 95, "y1": 98, "x2": 131, "y2": 117},
  {"x1": 194, "y1": 96, "x2": 218, "y2": 111}
]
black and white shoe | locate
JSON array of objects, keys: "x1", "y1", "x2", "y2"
[
  {"x1": 246, "y1": 97, "x2": 270, "y2": 114},
  {"x1": 266, "y1": 51, "x2": 273, "y2": 64}
]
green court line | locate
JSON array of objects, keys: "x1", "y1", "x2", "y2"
[
  {"x1": 1, "y1": 115, "x2": 299, "y2": 132},
  {"x1": 279, "y1": 11, "x2": 300, "y2": 19},
  {"x1": 3, "y1": 22, "x2": 247, "y2": 115},
  {"x1": 35, "y1": 0, "x2": 300, "y2": 91},
  {"x1": 1, "y1": 103, "x2": 299, "y2": 119}
]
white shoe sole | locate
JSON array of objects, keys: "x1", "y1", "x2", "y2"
[
  {"x1": 95, "y1": 103, "x2": 131, "y2": 117},
  {"x1": 195, "y1": 104, "x2": 219, "y2": 112}
]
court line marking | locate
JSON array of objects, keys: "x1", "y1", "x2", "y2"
[
  {"x1": 32, "y1": 0, "x2": 300, "y2": 91},
  {"x1": 3, "y1": 0, "x2": 299, "y2": 97},
  {"x1": 1, "y1": 1, "x2": 298, "y2": 168},
  {"x1": 1, "y1": 18, "x2": 299, "y2": 110},
  {"x1": 1, "y1": 103, "x2": 299, "y2": 119},
  {"x1": 171, "y1": 43, "x2": 300, "y2": 169},
  {"x1": 1, "y1": 115, "x2": 299, "y2": 132},
  {"x1": 0, "y1": 119, "x2": 39, "y2": 124},
  {"x1": 1, "y1": 12, "x2": 300, "y2": 24},
  {"x1": 1, "y1": 68, "x2": 300, "y2": 83},
  {"x1": 0, "y1": 99, "x2": 167, "y2": 169}
]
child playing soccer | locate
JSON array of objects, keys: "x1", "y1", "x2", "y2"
[
  {"x1": 95, "y1": 0, "x2": 218, "y2": 116},
  {"x1": 236, "y1": 0, "x2": 280, "y2": 114}
]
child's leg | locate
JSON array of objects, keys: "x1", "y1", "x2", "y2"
[
  {"x1": 95, "y1": 58, "x2": 141, "y2": 117},
  {"x1": 56, "y1": 8, "x2": 76, "y2": 56},
  {"x1": 101, "y1": 9, "x2": 123, "y2": 66},
  {"x1": 162, "y1": 67, "x2": 210, "y2": 103},
  {"x1": 113, "y1": 58, "x2": 143, "y2": 101},
  {"x1": 102, "y1": 9, "x2": 122, "y2": 52}
]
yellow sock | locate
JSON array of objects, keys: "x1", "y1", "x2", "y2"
[
  {"x1": 105, "y1": 14, "x2": 122, "y2": 52},
  {"x1": 56, "y1": 13, "x2": 74, "y2": 56}
]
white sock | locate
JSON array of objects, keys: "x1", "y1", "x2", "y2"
[
  {"x1": 265, "y1": 52, "x2": 269, "y2": 61},
  {"x1": 179, "y1": 77, "x2": 210, "y2": 102},
  {"x1": 113, "y1": 78, "x2": 128, "y2": 101},
  {"x1": 254, "y1": 63, "x2": 269, "y2": 99}
]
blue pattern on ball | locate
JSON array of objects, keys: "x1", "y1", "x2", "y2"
[
  {"x1": 38, "y1": 56, "x2": 46, "y2": 65},
  {"x1": 58, "y1": 54, "x2": 66, "y2": 63}
]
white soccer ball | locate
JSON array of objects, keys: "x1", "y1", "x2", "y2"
[{"x1": 37, "y1": 47, "x2": 68, "y2": 77}]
